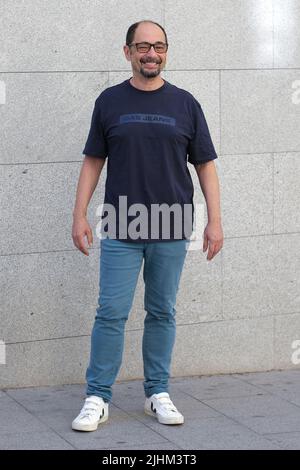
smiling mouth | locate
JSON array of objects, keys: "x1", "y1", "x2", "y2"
[{"x1": 141, "y1": 61, "x2": 160, "y2": 66}]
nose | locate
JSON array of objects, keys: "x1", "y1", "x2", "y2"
[{"x1": 147, "y1": 45, "x2": 158, "y2": 56}]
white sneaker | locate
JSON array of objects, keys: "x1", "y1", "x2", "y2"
[
  {"x1": 144, "y1": 392, "x2": 184, "y2": 425},
  {"x1": 72, "y1": 396, "x2": 109, "y2": 432}
]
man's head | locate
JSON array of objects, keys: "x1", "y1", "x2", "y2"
[{"x1": 124, "y1": 20, "x2": 168, "y2": 79}]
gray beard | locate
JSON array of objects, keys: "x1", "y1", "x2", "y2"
[{"x1": 139, "y1": 64, "x2": 161, "y2": 78}]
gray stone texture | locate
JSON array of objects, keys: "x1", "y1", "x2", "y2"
[{"x1": 0, "y1": 0, "x2": 299, "y2": 390}]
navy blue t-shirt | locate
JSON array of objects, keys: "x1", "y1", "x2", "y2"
[{"x1": 82, "y1": 78, "x2": 218, "y2": 242}]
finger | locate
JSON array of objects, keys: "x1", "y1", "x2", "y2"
[
  {"x1": 208, "y1": 242, "x2": 222, "y2": 260},
  {"x1": 203, "y1": 234, "x2": 208, "y2": 252},
  {"x1": 79, "y1": 245, "x2": 89, "y2": 256},
  {"x1": 77, "y1": 236, "x2": 89, "y2": 256},
  {"x1": 86, "y1": 229, "x2": 93, "y2": 247},
  {"x1": 207, "y1": 242, "x2": 216, "y2": 260}
]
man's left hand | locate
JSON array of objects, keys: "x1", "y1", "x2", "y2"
[{"x1": 202, "y1": 220, "x2": 224, "y2": 261}]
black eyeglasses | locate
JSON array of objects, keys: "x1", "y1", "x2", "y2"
[{"x1": 128, "y1": 42, "x2": 168, "y2": 53}]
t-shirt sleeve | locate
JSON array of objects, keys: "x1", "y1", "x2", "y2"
[
  {"x1": 187, "y1": 98, "x2": 218, "y2": 165},
  {"x1": 82, "y1": 98, "x2": 108, "y2": 159}
]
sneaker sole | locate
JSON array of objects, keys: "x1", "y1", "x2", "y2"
[
  {"x1": 144, "y1": 408, "x2": 184, "y2": 425},
  {"x1": 71, "y1": 414, "x2": 108, "y2": 432}
]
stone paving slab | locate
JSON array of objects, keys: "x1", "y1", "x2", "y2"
[{"x1": 1, "y1": 370, "x2": 300, "y2": 450}]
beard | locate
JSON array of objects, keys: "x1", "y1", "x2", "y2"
[
  {"x1": 139, "y1": 59, "x2": 162, "y2": 78},
  {"x1": 140, "y1": 67, "x2": 161, "y2": 78}
]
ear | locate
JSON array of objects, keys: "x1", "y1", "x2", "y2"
[{"x1": 123, "y1": 45, "x2": 131, "y2": 62}]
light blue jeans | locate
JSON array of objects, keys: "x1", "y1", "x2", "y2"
[{"x1": 86, "y1": 238, "x2": 189, "y2": 403}]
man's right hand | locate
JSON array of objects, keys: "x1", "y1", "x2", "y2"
[{"x1": 72, "y1": 214, "x2": 93, "y2": 256}]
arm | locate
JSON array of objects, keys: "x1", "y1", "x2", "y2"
[
  {"x1": 72, "y1": 155, "x2": 106, "y2": 255},
  {"x1": 194, "y1": 160, "x2": 223, "y2": 260}
]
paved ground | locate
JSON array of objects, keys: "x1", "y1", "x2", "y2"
[{"x1": 1, "y1": 369, "x2": 300, "y2": 450}]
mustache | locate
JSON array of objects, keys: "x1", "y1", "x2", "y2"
[{"x1": 141, "y1": 58, "x2": 161, "y2": 64}]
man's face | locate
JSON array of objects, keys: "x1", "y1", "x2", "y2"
[{"x1": 124, "y1": 23, "x2": 167, "y2": 79}]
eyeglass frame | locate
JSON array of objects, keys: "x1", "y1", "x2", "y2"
[{"x1": 127, "y1": 41, "x2": 168, "y2": 53}]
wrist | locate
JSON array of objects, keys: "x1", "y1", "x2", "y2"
[
  {"x1": 208, "y1": 216, "x2": 222, "y2": 224},
  {"x1": 73, "y1": 210, "x2": 87, "y2": 219}
]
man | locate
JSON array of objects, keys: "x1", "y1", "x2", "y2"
[{"x1": 71, "y1": 20, "x2": 223, "y2": 432}]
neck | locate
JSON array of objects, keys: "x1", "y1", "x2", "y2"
[{"x1": 129, "y1": 75, "x2": 164, "y2": 91}]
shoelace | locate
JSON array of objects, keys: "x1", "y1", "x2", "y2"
[
  {"x1": 80, "y1": 401, "x2": 101, "y2": 419},
  {"x1": 156, "y1": 396, "x2": 178, "y2": 412}
]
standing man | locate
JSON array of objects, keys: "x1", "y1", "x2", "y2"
[{"x1": 71, "y1": 20, "x2": 223, "y2": 432}]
